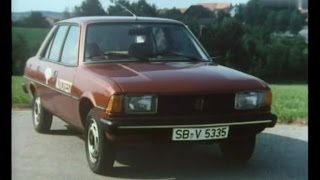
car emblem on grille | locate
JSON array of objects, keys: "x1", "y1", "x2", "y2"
[{"x1": 194, "y1": 98, "x2": 204, "y2": 111}]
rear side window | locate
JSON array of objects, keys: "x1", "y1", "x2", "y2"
[
  {"x1": 60, "y1": 26, "x2": 80, "y2": 65},
  {"x1": 47, "y1": 26, "x2": 69, "y2": 61}
]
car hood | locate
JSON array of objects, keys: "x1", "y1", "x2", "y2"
[{"x1": 84, "y1": 62, "x2": 268, "y2": 94}]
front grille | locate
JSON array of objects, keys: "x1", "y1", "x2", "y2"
[{"x1": 157, "y1": 94, "x2": 236, "y2": 115}]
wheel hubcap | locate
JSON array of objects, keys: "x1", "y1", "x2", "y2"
[
  {"x1": 33, "y1": 97, "x2": 41, "y2": 126},
  {"x1": 88, "y1": 119, "x2": 99, "y2": 164}
]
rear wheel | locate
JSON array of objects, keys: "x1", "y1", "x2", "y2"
[
  {"x1": 219, "y1": 135, "x2": 256, "y2": 163},
  {"x1": 85, "y1": 109, "x2": 115, "y2": 174},
  {"x1": 32, "y1": 94, "x2": 52, "y2": 133}
]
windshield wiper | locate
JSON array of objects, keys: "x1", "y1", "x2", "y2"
[
  {"x1": 152, "y1": 51, "x2": 205, "y2": 62},
  {"x1": 104, "y1": 51, "x2": 131, "y2": 56},
  {"x1": 104, "y1": 51, "x2": 150, "y2": 61},
  {"x1": 86, "y1": 54, "x2": 104, "y2": 60}
]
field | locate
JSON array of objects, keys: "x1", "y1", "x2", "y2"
[
  {"x1": 12, "y1": 27, "x2": 50, "y2": 52},
  {"x1": 12, "y1": 76, "x2": 308, "y2": 123},
  {"x1": 12, "y1": 76, "x2": 32, "y2": 107},
  {"x1": 270, "y1": 85, "x2": 308, "y2": 123}
]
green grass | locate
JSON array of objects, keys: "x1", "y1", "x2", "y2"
[
  {"x1": 12, "y1": 76, "x2": 32, "y2": 107},
  {"x1": 12, "y1": 27, "x2": 50, "y2": 52},
  {"x1": 11, "y1": 76, "x2": 308, "y2": 123},
  {"x1": 270, "y1": 85, "x2": 308, "y2": 123}
]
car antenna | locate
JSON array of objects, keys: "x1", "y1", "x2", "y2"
[{"x1": 109, "y1": 0, "x2": 137, "y2": 20}]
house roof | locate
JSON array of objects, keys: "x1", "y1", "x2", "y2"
[
  {"x1": 178, "y1": 8, "x2": 188, "y2": 13},
  {"x1": 197, "y1": 3, "x2": 231, "y2": 11}
]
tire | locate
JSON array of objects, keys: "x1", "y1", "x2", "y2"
[
  {"x1": 219, "y1": 135, "x2": 256, "y2": 163},
  {"x1": 32, "y1": 94, "x2": 53, "y2": 133},
  {"x1": 85, "y1": 109, "x2": 115, "y2": 174}
]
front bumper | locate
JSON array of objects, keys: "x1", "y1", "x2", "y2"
[{"x1": 100, "y1": 113, "x2": 277, "y2": 143}]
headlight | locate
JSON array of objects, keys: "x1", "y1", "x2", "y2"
[
  {"x1": 124, "y1": 95, "x2": 157, "y2": 114},
  {"x1": 235, "y1": 91, "x2": 272, "y2": 110}
]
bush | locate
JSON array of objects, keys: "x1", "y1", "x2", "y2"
[
  {"x1": 13, "y1": 11, "x2": 51, "y2": 28},
  {"x1": 12, "y1": 27, "x2": 50, "y2": 76},
  {"x1": 198, "y1": 22, "x2": 308, "y2": 83},
  {"x1": 262, "y1": 36, "x2": 307, "y2": 82},
  {"x1": 12, "y1": 32, "x2": 30, "y2": 76}
]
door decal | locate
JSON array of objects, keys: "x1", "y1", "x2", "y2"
[{"x1": 55, "y1": 78, "x2": 73, "y2": 94}]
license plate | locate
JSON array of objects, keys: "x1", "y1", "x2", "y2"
[{"x1": 172, "y1": 126, "x2": 229, "y2": 141}]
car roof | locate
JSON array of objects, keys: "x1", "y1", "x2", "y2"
[{"x1": 57, "y1": 16, "x2": 184, "y2": 26}]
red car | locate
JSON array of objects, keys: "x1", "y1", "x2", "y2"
[{"x1": 22, "y1": 16, "x2": 277, "y2": 174}]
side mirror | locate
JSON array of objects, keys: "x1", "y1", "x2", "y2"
[{"x1": 210, "y1": 56, "x2": 223, "y2": 62}]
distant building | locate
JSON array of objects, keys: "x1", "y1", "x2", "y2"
[
  {"x1": 178, "y1": 8, "x2": 188, "y2": 14},
  {"x1": 183, "y1": 5, "x2": 212, "y2": 18},
  {"x1": 229, "y1": 6, "x2": 239, "y2": 17},
  {"x1": 197, "y1": 3, "x2": 232, "y2": 13},
  {"x1": 183, "y1": 2, "x2": 232, "y2": 19},
  {"x1": 298, "y1": 26, "x2": 308, "y2": 43}
]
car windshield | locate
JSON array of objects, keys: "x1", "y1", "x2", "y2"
[{"x1": 84, "y1": 23, "x2": 210, "y2": 62}]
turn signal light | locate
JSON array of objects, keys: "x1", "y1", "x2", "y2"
[{"x1": 106, "y1": 95, "x2": 123, "y2": 114}]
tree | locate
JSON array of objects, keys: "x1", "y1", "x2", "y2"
[
  {"x1": 107, "y1": 0, "x2": 158, "y2": 17},
  {"x1": 27, "y1": 12, "x2": 51, "y2": 28},
  {"x1": 12, "y1": 33, "x2": 30, "y2": 75},
  {"x1": 215, "y1": 18, "x2": 247, "y2": 69},
  {"x1": 14, "y1": 11, "x2": 50, "y2": 28},
  {"x1": 286, "y1": 37, "x2": 308, "y2": 80},
  {"x1": 241, "y1": 0, "x2": 268, "y2": 26},
  {"x1": 289, "y1": 10, "x2": 305, "y2": 34},
  {"x1": 132, "y1": 0, "x2": 158, "y2": 16},
  {"x1": 216, "y1": 11, "x2": 230, "y2": 24},
  {"x1": 275, "y1": 10, "x2": 291, "y2": 32},
  {"x1": 240, "y1": 26, "x2": 272, "y2": 76},
  {"x1": 159, "y1": 8, "x2": 183, "y2": 20},
  {"x1": 265, "y1": 11, "x2": 277, "y2": 31},
  {"x1": 107, "y1": 0, "x2": 131, "y2": 16},
  {"x1": 234, "y1": 4, "x2": 245, "y2": 22},
  {"x1": 73, "y1": 0, "x2": 106, "y2": 16},
  {"x1": 62, "y1": 8, "x2": 72, "y2": 19}
]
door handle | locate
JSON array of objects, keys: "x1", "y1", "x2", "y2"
[{"x1": 53, "y1": 71, "x2": 58, "y2": 78}]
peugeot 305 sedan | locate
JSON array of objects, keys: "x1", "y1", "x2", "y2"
[{"x1": 22, "y1": 16, "x2": 277, "y2": 174}]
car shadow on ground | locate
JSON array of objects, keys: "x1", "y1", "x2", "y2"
[
  {"x1": 49, "y1": 125, "x2": 83, "y2": 136},
  {"x1": 101, "y1": 133, "x2": 308, "y2": 179},
  {"x1": 48, "y1": 123, "x2": 307, "y2": 179}
]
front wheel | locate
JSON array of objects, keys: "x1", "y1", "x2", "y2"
[
  {"x1": 85, "y1": 109, "x2": 115, "y2": 174},
  {"x1": 32, "y1": 94, "x2": 52, "y2": 133},
  {"x1": 219, "y1": 135, "x2": 256, "y2": 163}
]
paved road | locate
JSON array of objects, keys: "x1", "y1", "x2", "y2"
[{"x1": 12, "y1": 110, "x2": 308, "y2": 180}]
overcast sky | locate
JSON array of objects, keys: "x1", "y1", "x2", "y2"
[{"x1": 12, "y1": 0, "x2": 249, "y2": 12}]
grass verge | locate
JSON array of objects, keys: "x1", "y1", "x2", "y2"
[
  {"x1": 270, "y1": 84, "x2": 308, "y2": 124},
  {"x1": 12, "y1": 76, "x2": 32, "y2": 107}
]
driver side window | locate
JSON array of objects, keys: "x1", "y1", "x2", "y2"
[
  {"x1": 60, "y1": 26, "x2": 80, "y2": 65},
  {"x1": 152, "y1": 27, "x2": 169, "y2": 52}
]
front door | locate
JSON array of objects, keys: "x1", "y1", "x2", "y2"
[
  {"x1": 53, "y1": 25, "x2": 81, "y2": 127},
  {"x1": 39, "y1": 24, "x2": 81, "y2": 127}
]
